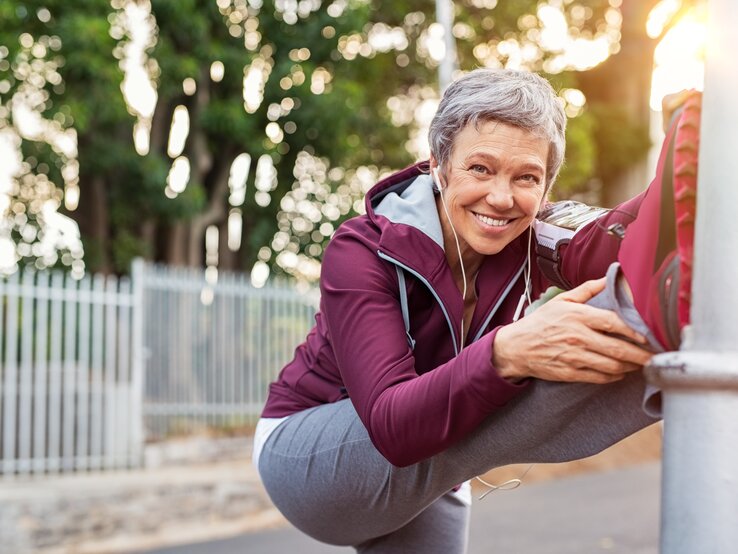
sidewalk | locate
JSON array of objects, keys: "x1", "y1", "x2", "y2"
[
  {"x1": 0, "y1": 438, "x2": 282, "y2": 554},
  {"x1": 0, "y1": 426, "x2": 661, "y2": 553},
  {"x1": 142, "y1": 462, "x2": 661, "y2": 554}
]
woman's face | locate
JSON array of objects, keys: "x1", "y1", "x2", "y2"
[{"x1": 433, "y1": 120, "x2": 549, "y2": 258}]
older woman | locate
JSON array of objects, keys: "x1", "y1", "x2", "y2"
[{"x1": 254, "y1": 69, "x2": 695, "y2": 553}]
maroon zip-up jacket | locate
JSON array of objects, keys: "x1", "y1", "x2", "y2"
[{"x1": 262, "y1": 161, "x2": 645, "y2": 467}]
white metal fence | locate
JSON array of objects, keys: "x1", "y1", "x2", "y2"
[
  {"x1": 0, "y1": 268, "x2": 139, "y2": 475},
  {"x1": 0, "y1": 260, "x2": 318, "y2": 475},
  {"x1": 139, "y1": 261, "x2": 319, "y2": 440}
]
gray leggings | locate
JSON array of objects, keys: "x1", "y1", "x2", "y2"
[{"x1": 258, "y1": 264, "x2": 662, "y2": 552}]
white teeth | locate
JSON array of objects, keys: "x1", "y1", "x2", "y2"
[{"x1": 475, "y1": 213, "x2": 509, "y2": 227}]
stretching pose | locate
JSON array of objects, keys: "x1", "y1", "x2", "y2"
[{"x1": 253, "y1": 69, "x2": 699, "y2": 553}]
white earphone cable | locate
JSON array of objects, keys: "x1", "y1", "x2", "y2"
[
  {"x1": 525, "y1": 223, "x2": 533, "y2": 306},
  {"x1": 432, "y1": 166, "x2": 534, "y2": 499},
  {"x1": 434, "y1": 167, "x2": 468, "y2": 350}
]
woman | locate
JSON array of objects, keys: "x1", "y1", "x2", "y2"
[{"x1": 254, "y1": 69, "x2": 697, "y2": 552}]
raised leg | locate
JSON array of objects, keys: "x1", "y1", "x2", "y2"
[{"x1": 258, "y1": 267, "x2": 659, "y2": 548}]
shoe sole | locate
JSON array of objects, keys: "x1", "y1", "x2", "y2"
[{"x1": 672, "y1": 92, "x2": 701, "y2": 330}]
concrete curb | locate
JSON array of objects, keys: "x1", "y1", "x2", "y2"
[{"x1": 0, "y1": 438, "x2": 284, "y2": 554}]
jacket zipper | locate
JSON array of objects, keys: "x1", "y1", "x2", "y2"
[
  {"x1": 470, "y1": 262, "x2": 527, "y2": 343},
  {"x1": 377, "y1": 250, "x2": 461, "y2": 355},
  {"x1": 379, "y1": 251, "x2": 528, "y2": 355}
]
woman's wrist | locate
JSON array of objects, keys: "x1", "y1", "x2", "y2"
[{"x1": 492, "y1": 325, "x2": 526, "y2": 382}]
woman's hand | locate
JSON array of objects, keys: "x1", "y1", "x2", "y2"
[{"x1": 493, "y1": 278, "x2": 653, "y2": 384}]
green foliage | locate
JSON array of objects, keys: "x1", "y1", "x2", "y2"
[
  {"x1": 553, "y1": 109, "x2": 597, "y2": 200},
  {"x1": 111, "y1": 228, "x2": 149, "y2": 274},
  {"x1": 588, "y1": 102, "x2": 652, "y2": 183},
  {"x1": 1, "y1": 0, "x2": 652, "y2": 279}
]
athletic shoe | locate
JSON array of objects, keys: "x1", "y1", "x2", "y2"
[{"x1": 617, "y1": 92, "x2": 701, "y2": 350}]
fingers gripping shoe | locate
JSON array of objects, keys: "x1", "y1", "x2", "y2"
[{"x1": 617, "y1": 92, "x2": 701, "y2": 350}]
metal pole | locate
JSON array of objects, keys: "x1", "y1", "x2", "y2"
[
  {"x1": 647, "y1": 0, "x2": 738, "y2": 551},
  {"x1": 435, "y1": 0, "x2": 457, "y2": 91}
]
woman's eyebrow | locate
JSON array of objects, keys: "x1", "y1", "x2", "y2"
[
  {"x1": 464, "y1": 153, "x2": 544, "y2": 173},
  {"x1": 463, "y1": 152, "x2": 499, "y2": 164},
  {"x1": 518, "y1": 162, "x2": 545, "y2": 173}
]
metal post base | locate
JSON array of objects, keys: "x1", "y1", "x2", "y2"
[{"x1": 646, "y1": 351, "x2": 738, "y2": 553}]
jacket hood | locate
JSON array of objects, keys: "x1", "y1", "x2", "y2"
[
  {"x1": 372, "y1": 169, "x2": 444, "y2": 249},
  {"x1": 364, "y1": 161, "x2": 430, "y2": 219}
]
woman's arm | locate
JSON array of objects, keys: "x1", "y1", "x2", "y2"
[{"x1": 320, "y1": 227, "x2": 526, "y2": 467}]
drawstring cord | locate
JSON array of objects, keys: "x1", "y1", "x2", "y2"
[{"x1": 476, "y1": 464, "x2": 535, "y2": 500}]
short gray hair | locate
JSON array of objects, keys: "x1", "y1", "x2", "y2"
[{"x1": 428, "y1": 68, "x2": 567, "y2": 190}]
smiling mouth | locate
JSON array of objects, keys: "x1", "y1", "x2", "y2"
[{"x1": 474, "y1": 212, "x2": 511, "y2": 227}]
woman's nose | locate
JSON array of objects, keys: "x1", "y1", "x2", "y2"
[{"x1": 485, "y1": 179, "x2": 515, "y2": 210}]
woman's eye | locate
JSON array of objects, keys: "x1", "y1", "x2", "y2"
[
  {"x1": 519, "y1": 174, "x2": 541, "y2": 184},
  {"x1": 469, "y1": 164, "x2": 488, "y2": 174}
]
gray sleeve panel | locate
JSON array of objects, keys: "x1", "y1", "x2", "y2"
[{"x1": 395, "y1": 266, "x2": 416, "y2": 350}]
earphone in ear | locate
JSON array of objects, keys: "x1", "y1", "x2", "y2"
[{"x1": 432, "y1": 166, "x2": 444, "y2": 191}]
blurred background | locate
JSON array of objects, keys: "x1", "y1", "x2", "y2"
[
  {"x1": 0, "y1": 0, "x2": 706, "y2": 281},
  {"x1": 0, "y1": 0, "x2": 704, "y2": 552}
]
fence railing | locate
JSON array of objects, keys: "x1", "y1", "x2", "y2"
[
  {"x1": 0, "y1": 268, "x2": 138, "y2": 475},
  {"x1": 139, "y1": 261, "x2": 318, "y2": 440},
  {"x1": 0, "y1": 260, "x2": 318, "y2": 475}
]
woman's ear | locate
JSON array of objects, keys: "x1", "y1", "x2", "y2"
[{"x1": 429, "y1": 156, "x2": 444, "y2": 190}]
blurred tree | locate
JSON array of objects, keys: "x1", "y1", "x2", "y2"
[
  {"x1": 576, "y1": 0, "x2": 660, "y2": 206},
  {"x1": 0, "y1": 0, "x2": 688, "y2": 280},
  {"x1": 1, "y1": 0, "x2": 404, "y2": 276}
]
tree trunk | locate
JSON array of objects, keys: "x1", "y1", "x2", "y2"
[
  {"x1": 140, "y1": 219, "x2": 156, "y2": 261},
  {"x1": 76, "y1": 175, "x2": 111, "y2": 274},
  {"x1": 188, "y1": 147, "x2": 235, "y2": 268},
  {"x1": 149, "y1": 97, "x2": 173, "y2": 157},
  {"x1": 218, "y1": 218, "x2": 239, "y2": 272},
  {"x1": 165, "y1": 221, "x2": 189, "y2": 267},
  {"x1": 577, "y1": 0, "x2": 661, "y2": 206}
]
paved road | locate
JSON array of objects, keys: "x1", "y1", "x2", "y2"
[{"x1": 143, "y1": 462, "x2": 660, "y2": 554}]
